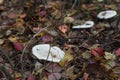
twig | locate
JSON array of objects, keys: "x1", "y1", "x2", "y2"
[
  {"x1": 0, "y1": 65, "x2": 15, "y2": 80},
  {"x1": 20, "y1": 25, "x2": 49, "y2": 80},
  {"x1": 0, "y1": 46, "x2": 15, "y2": 79}
]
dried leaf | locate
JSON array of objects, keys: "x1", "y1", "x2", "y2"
[
  {"x1": 42, "y1": 34, "x2": 53, "y2": 43},
  {"x1": 13, "y1": 42, "x2": 23, "y2": 51},
  {"x1": 27, "y1": 74, "x2": 35, "y2": 80},
  {"x1": 8, "y1": 36, "x2": 18, "y2": 42},
  {"x1": 45, "y1": 63, "x2": 62, "y2": 73},
  {"x1": 0, "y1": 56, "x2": 4, "y2": 63},
  {"x1": 106, "y1": 60, "x2": 116, "y2": 68},
  {"x1": 82, "y1": 51, "x2": 91, "y2": 59},
  {"x1": 104, "y1": 52, "x2": 116, "y2": 60},
  {"x1": 39, "y1": 11, "x2": 46, "y2": 18},
  {"x1": 58, "y1": 24, "x2": 68, "y2": 34},
  {"x1": 48, "y1": 73, "x2": 61, "y2": 80},
  {"x1": 83, "y1": 72, "x2": 89, "y2": 80},
  {"x1": 0, "y1": 39, "x2": 4, "y2": 45},
  {"x1": 115, "y1": 48, "x2": 120, "y2": 56},
  {"x1": 59, "y1": 51, "x2": 73, "y2": 67},
  {"x1": 94, "y1": 47, "x2": 104, "y2": 55},
  {"x1": 0, "y1": 0, "x2": 3, "y2": 4},
  {"x1": 19, "y1": 13, "x2": 26, "y2": 18},
  {"x1": 91, "y1": 50, "x2": 99, "y2": 57}
]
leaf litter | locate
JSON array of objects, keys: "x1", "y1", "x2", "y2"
[{"x1": 0, "y1": 0, "x2": 120, "y2": 80}]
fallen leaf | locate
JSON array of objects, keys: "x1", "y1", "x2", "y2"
[
  {"x1": 48, "y1": 73, "x2": 61, "y2": 80},
  {"x1": 19, "y1": 13, "x2": 26, "y2": 18},
  {"x1": 104, "y1": 52, "x2": 116, "y2": 60},
  {"x1": 94, "y1": 47, "x2": 104, "y2": 55},
  {"x1": 8, "y1": 12, "x2": 17, "y2": 19},
  {"x1": 42, "y1": 34, "x2": 53, "y2": 43},
  {"x1": 83, "y1": 72, "x2": 89, "y2": 80},
  {"x1": 115, "y1": 48, "x2": 120, "y2": 56},
  {"x1": 106, "y1": 60, "x2": 116, "y2": 68},
  {"x1": 13, "y1": 42, "x2": 23, "y2": 51},
  {"x1": 59, "y1": 51, "x2": 73, "y2": 67},
  {"x1": 0, "y1": 56, "x2": 3, "y2": 63},
  {"x1": 91, "y1": 50, "x2": 99, "y2": 57},
  {"x1": 45, "y1": 63, "x2": 62, "y2": 73},
  {"x1": 0, "y1": 0, "x2": 3, "y2": 4},
  {"x1": 39, "y1": 11, "x2": 46, "y2": 18},
  {"x1": 82, "y1": 51, "x2": 91, "y2": 59},
  {"x1": 27, "y1": 74, "x2": 35, "y2": 80},
  {"x1": 0, "y1": 39, "x2": 4, "y2": 45},
  {"x1": 58, "y1": 24, "x2": 68, "y2": 34}
]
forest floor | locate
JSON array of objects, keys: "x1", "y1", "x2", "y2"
[{"x1": 0, "y1": 0, "x2": 120, "y2": 80}]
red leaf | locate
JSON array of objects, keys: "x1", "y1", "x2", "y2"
[
  {"x1": 95, "y1": 47, "x2": 104, "y2": 55},
  {"x1": 13, "y1": 42, "x2": 23, "y2": 51},
  {"x1": 91, "y1": 50, "x2": 99, "y2": 57},
  {"x1": 115, "y1": 48, "x2": 120, "y2": 56},
  {"x1": 39, "y1": 11, "x2": 46, "y2": 18},
  {"x1": 27, "y1": 74, "x2": 35, "y2": 80},
  {"x1": 42, "y1": 35, "x2": 53, "y2": 43},
  {"x1": 58, "y1": 24, "x2": 68, "y2": 34}
]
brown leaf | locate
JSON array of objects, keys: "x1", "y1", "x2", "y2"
[{"x1": 48, "y1": 73, "x2": 61, "y2": 80}]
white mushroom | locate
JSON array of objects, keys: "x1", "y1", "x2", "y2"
[
  {"x1": 72, "y1": 21, "x2": 94, "y2": 29},
  {"x1": 32, "y1": 44, "x2": 65, "y2": 62},
  {"x1": 97, "y1": 10, "x2": 117, "y2": 19}
]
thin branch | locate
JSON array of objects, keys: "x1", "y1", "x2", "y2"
[{"x1": 20, "y1": 25, "x2": 49, "y2": 80}]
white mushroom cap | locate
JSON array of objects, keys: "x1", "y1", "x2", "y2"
[
  {"x1": 97, "y1": 10, "x2": 117, "y2": 19},
  {"x1": 32, "y1": 44, "x2": 65, "y2": 62},
  {"x1": 72, "y1": 21, "x2": 94, "y2": 29}
]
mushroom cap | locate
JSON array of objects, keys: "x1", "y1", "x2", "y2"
[
  {"x1": 32, "y1": 44, "x2": 65, "y2": 62},
  {"x1": 72, "y1": 21, "x2": 94, "y2": 29},
  {"x1": 97, "y1": 10, "x2": 117, "y2": 19}
]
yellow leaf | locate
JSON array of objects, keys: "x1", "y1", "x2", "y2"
[
  {"x1": 59, "y1": 51, "x2": 73, "y2": 67},
  {"x1": 36, "y1": 31, "x2": 46, "y2": 37},
  {"x1": 8, "y1": 36, "x2": 18, "y2": 42}
]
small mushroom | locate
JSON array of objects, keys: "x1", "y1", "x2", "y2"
[
  {"x1": 72, "y1": 21, "x2": 94, "y2": 29},
  {"x1": 32, "y1": 44, "x2": 65, "y2": 62},
  {"x1": 97, "y1": 10, "x2": 117, "y2": 19}
]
